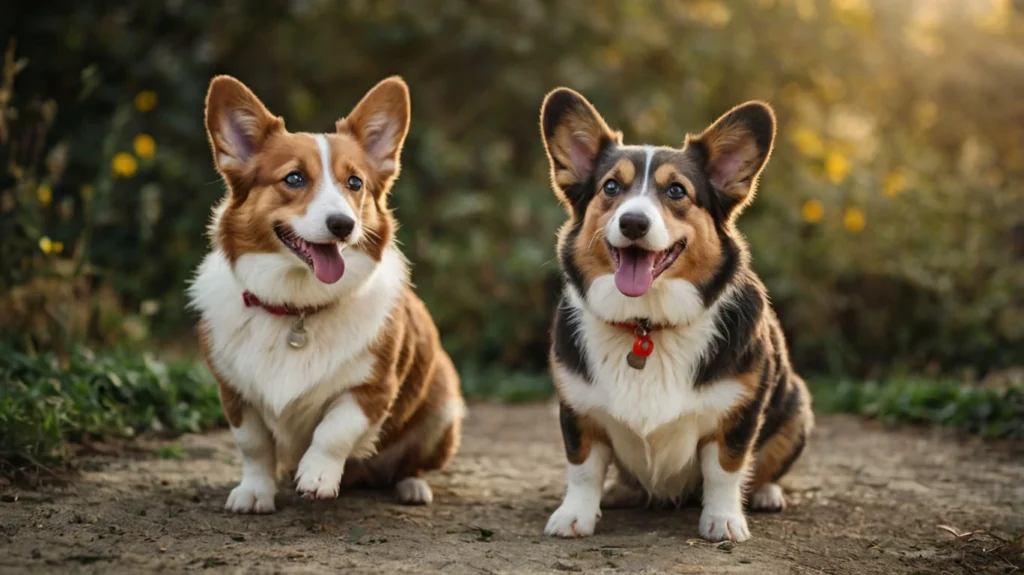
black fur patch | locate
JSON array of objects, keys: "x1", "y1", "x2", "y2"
[
  {"x1": 695, "y1": 281, "x2": 765, "y2": 386},
  {"x1": 696, "y1": 229, "x2": 739, "y2": 306},
  {"x1": 771, "y1": 431, "x2": 807, "y2": 482},
  {"x1": 722, "y1": 356, "x2": 773, "y2": 461},
  {"x1": 551, "y1": 298, "x2": 591, "y2": 383},
  {"x1": 559, "y1": 220, "x2": 589, "y2": 297},
  {"x1": 558, "y1": 401, "x2": 584, "y2": 461},
  {"x1": 755, "y1": 381, "x2": 800, "y2": 449}
]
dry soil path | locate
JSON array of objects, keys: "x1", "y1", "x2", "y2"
[{"x1": 1, "y1": 403, "x2": 1022, "y2": 574}]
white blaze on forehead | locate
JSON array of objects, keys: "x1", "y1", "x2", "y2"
[
  {"x1": 605, "y1": 147, "x2": 670, "y2": 251},
  {"x1": 289, "y1": 135, "x2": 360, "y2": 244},
  {"x1": 639, "y1": 145, "x2": 655, "y2": 196}
]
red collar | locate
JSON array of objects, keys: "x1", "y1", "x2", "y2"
[
  {"x1": 242, "y1": 291, "x2": 329, "y2": 317},
  {"x1": 609, "y1": 319, "x2": 667, "y2": 334}
]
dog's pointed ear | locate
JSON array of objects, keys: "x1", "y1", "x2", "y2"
[
  {"x1": 687, "y1": 101, "x2": 776, "y2": 219},
  {"x1": 337, "y1": 76, "x2": 411, "y2": 183},
  {"x1": 540, "y1": 88, "x2": 620, "y2": 211},
  {"x1": 205, "y1": 76, "x2": 283, "y2": 173}
]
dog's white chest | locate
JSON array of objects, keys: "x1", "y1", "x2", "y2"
[
  {"x1": 594, "y1": 410, "x2": 718, "y2": 499},
  {"x1": 554, "y1": 288, "x2": 746, "y2": 498},
  {"x1": 189, "y1": 249, "x2": 405, "y2": 418}
]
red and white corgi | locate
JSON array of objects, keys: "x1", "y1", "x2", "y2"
[
  {"x1": 539, "y1": 89, "x2": 813, "y2": 542},
  {"x1": 188, "y1": 76, "x2": 464, "y2": 513}
]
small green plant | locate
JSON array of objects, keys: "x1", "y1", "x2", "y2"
[
  {"x1": 811, "y1": 378, "x2": 1024, "y2": 438},
  {"x1": 0, "y1": 345, "x2": 223, "y2": 474}
]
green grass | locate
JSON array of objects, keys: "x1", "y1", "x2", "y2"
[
  {"x1": 0, "y1": 346, "x2": 223, "y2": 473},
  {"x1": 811, "y1": 378, "x2": 1024, "y2": 439}
]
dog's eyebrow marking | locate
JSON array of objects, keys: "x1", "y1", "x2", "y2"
[
  {"x1": 640, "y1": 146, "x2": 655, "y2": 196},
  {"x1": 600, "y1": 158, "x2": 636, "y2": 188}
]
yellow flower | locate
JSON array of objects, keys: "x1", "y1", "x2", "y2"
[
  {"x1": 134, "y1": 91, "x2": 157, "y2": 112},
  {"x1": 134, "y1": 134, "x2": 157, "y2": 159},
  {"x1": 883, "y1": 171, "x2": 907, "y2": 197},
  {"x1": 112, "y1": 153, "x2": 138, "y2": 178},
  {"x1": 801, "y1": 199, "x2": 825, "y2": 223},
  {"x1": 791, "y1": 127, "x2": 824, "y2": 157},
  {"x1": 37, "y1": 184, "x2": 53, "y2": 206},
  {"x1": 52, "y1": 241, "x2": 64, "y2": 254},
  {"x1": 825, "y1": 152, "x2": 851, "y2": 184},
  {"x1": 843, "y1": 207, "x2": 866, "y2": 233},
  {"x1": 39, "y1": 236, "x2": 53, "y2": 254}
]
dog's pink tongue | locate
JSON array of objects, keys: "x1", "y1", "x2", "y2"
[
  {"x1": 614, "y1": 249, "x2": 656, "y2": 297},
  {"x1": 308, "y1": 243, "x2": 345, "y2": 284}
]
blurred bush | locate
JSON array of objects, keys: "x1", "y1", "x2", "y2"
[
  {"x1": 0, "y1": 347, "x2": 222, "y2": 474},
  {"x1": 2, "y1": 0, "x2": 1023, "y2": 379}
]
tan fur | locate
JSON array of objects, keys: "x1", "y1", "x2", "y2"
[
  {"x1": 343, "y1": 287, "x2": 463, "y2": 485},
  {"x1": 751, "y1": 398, "x2": 813, "y2": 489}
]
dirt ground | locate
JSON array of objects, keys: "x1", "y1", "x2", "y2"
[{"x1": 1, "y1": 403, "x2": 1022, "y2": 575}]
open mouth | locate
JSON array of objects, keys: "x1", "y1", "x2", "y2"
[
  {"x1": 607, "y1": 240, "x2": 686, "y2": 297},
  {"x1": 273, "y1": 224, "x2": 346, "y2": 285}
]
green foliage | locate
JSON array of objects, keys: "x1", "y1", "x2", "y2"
[
  {"x1": 2, "y1": 1, "x2": 1023, "y2": 380},
  {"x1": 812, "y1": 379, "x2": 1024, "y2": 439},
  {"x1": 461, "y1": 366, "x2": 554, "y2": 403},
  {"x1": 0, "y1": 346, "x2": 223, "y2": 470}
]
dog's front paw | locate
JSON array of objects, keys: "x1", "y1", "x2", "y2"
[
  {"x1": 225, "y1": 479, "x2": 276, "y2": 514},
  {"x1": 699, "y1": 509, "x2": 750, "y2": 542},
  {"x1": 544, "y1": 499, "x2": 602, "y2": 538},
  {"x1": 294, "y1": 453, "x2": 344, "y2": 500}
]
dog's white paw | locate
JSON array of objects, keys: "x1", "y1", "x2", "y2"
[
  {"x1": 699, "y1": 509, "x2": 751, "y2": 542},
  {"x1": 544, "y1": 499, "x2": 602, "y2": 538},
  {"x1": 395, "y1": 477, "x2": 433, "y2": 505},
  {"x1": 225, "y1": 480, "x2": 276, "y2": 514},
  {"x1": 749, "y1": 483, "x2": 786, "y2": 512},
  {"x1": 294, "y1": 453, "x2": 343, "y2": 500}
]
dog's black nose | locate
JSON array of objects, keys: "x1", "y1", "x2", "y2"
[
  {"x1": 619, "y1": 212, "x2": 650, "y2": 240},
  {"x1": 326, "y1": 213, "x2": 355, "y2": 241}
]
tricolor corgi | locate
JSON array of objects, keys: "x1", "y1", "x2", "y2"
[
  {"x1": 188, "y1": 76, "x2": 464, "y2": 513},
  {"x1": 539, "y1": 89, "x2": 813, "y2": 542}
]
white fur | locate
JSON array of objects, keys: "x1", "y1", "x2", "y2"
[
  {"x1": 606, "y1": 195, "x2": 671, "y2": 251},
  {"x1": 750, "y1": 482, "x2": 785, "y2": 511},
  {"x1": 699, "y1": 442, "x2": 751, "y2": 542},
  {"x1": 580, "y1": 277, "x2": 707, "y2": 327},
  {"x1": 289, "y1": 135, "x2": 362, "y2": 245},
  {"x1": 395, "y1": 477, "x2": 433, "y2": 505},
  {"x1": 294, "y1": 392, "x2": 372, "y2": 499},
  {"x1": 224, "y1": 406, "x2": 277, "y2": 513},
  {"x1": 545, "y1": 442, "x2": 611, "y2": 537},
  {"x1": 548, "y1": 280, "x2": 750, "y2": 538},
  {"x1": 639, "y1": 145, "x2": 655, "y2": 196}
]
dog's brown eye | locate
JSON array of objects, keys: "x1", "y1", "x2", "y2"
[
  {"x1": 347, "y1": 176, "x2": 363, "y2": 191},
  {"x1": 603, "y1": 179, "x2": 621, "y2": 196},
  {"x1": 666, "y1": 183, "x2": 687, "y2": 200},
  {"x1": 283, "y1": 171, "x2": 307, "y2": 189}
]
